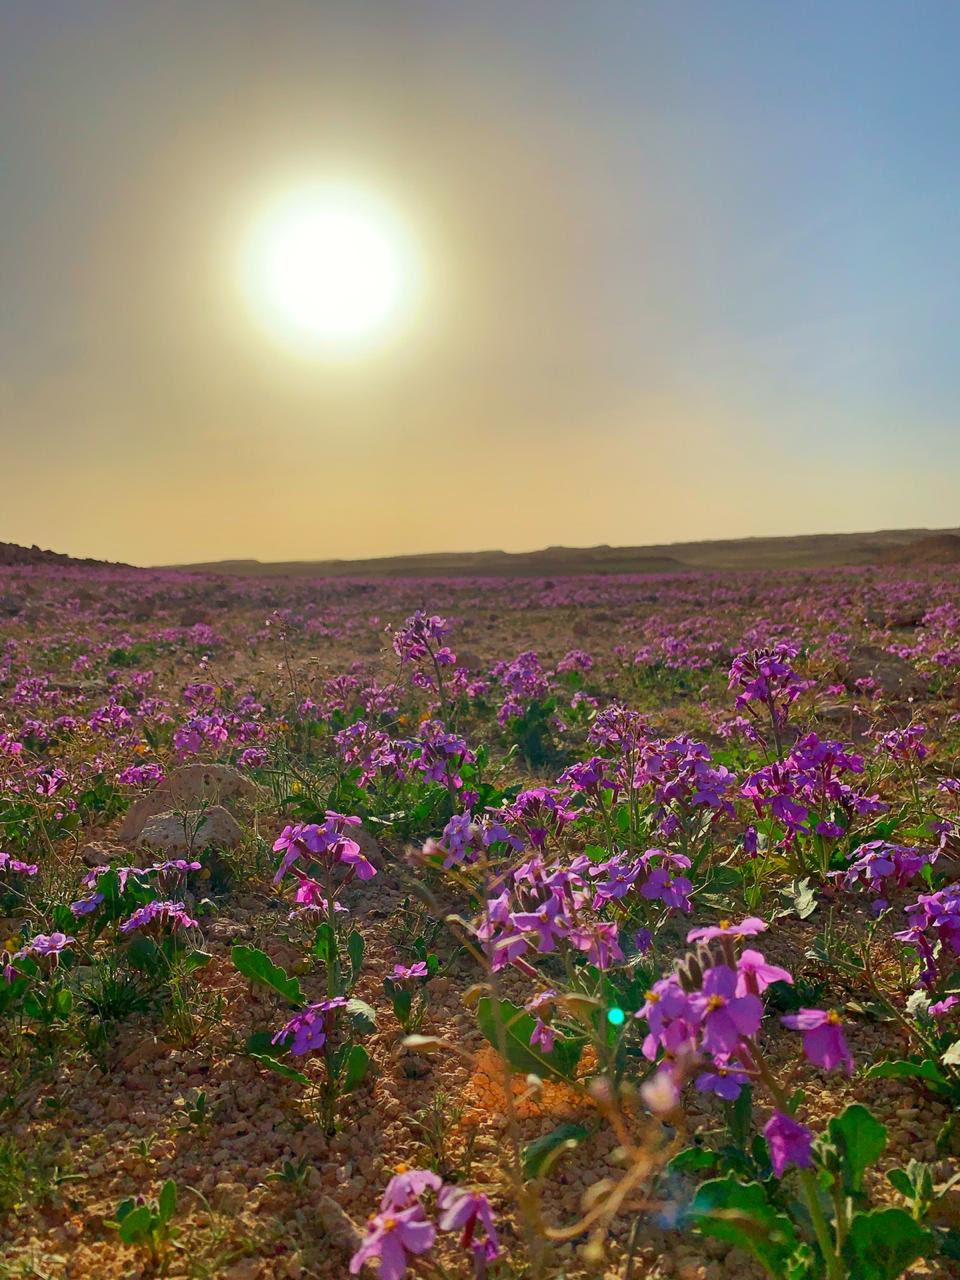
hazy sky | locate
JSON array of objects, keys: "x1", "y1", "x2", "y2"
[{"x1": 3, "y1": 1, "x2": 960, "y2": 565}]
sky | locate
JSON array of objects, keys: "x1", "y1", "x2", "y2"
[{"x1": 2, "y1": 0, "x2": 960, "y2": 566}]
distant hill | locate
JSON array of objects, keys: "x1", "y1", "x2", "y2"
[
  {"x1": 166, "y1": 526, "x2": 960, "y2": 577},
  {"x1": 879, "y1": 533, "x2": 960, "y2": 565},
  {"x1": 0, "y1": 542, "x2": 127, "y2": 569}
]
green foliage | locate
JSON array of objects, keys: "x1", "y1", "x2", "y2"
[
  {"x1": 864, "y1": 1057, "x2": 948, "y2": 1086},
  {"x1": 522, "y1": 1123, "x2": 589, "y2": 1179},
  {"x1": 475, "y1": 997, "x2": 584, "y2": 1082},
  {"x1": 245, "y1": 1032, "x2": 311, "y2": 1086},
  {"x1": 687, "y1": 1175, "x2": 799, "y2": 1276},
  {"x1": 109, "y1": 1179, "x2": 179, "y2": 1267},
  {"x1": 505, "y1": 696, "x2": 562, "y2": 768},
  {"x1": 824, "y1": 1103, "x2": 887, "y2": 1196},
  {"x1": 842, "y1": 1208, "x2": 931, "y2": 1280},
  {"x1": 231, "y1": 945, "x2": 305, "y2": 1006}
]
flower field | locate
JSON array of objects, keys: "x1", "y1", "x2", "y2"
[{"x1": 3, "y1": 562, "x2": 960, "y2": 1279}]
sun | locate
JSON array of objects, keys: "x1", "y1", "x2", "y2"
[{"x1": 243, "y1": 182, "x2": 417, "y2": 351}]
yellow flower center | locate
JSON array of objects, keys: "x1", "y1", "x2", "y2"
[
  {"x1": 719, "y1": 919, "x2": 731, "y2": 929},
  {"x1": 394, "y1": 1162, "x2": 409, "y2": 1174},
  {"x1": 706, "y1": 995, "x2": 726, "y2": 1012},
  {"x1": 645, "y1": 990, "x2": 659, "y2": 1004},
  {"x1": 383, "y1": 1217, "x2": 397, "y2": 1231},
  {"x1": 826, "y1": 1010, "x2": 842, "y2": 1025}
]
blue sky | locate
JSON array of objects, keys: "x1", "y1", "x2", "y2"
[{"x1": 2, "y1": 1, "x2": 958, "y2": 562}]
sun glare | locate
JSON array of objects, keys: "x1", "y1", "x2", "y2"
[{"x1": 243, "y1": 182, "x2": 417, "y2": 351}]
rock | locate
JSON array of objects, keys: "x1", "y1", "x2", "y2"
[
  {"x1": 315, "y1": 1193, "x2": 362, "y2": 1255},
  {"x1": 353, "y1": 823, "x2": 385, "y2": 871},
  {"x1": 205, "y1": 917, "x2": 254, "y2": 945},
  {"x1": 213, "y1": 1182, "x2": 248, "y2": 1214},
  {"x1": 222, "y1": 1261, "x2": 262, "y2": 1280},
  {"x1": 80, "y1": 841, "x2": 125, "y2": 868},
  {"x1": 282, "y1": 1255, "x2": 303, "y2": 1280},
  {"x1": 136, "y1": 805, "x2": 242, "y2": 857},
  {"x1": 118, "y1": 763, "x2": 261, "y2": 840}
]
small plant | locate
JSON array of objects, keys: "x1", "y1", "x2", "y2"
[
  {"x1": 108, "y1": 1178, "x2": 179, "y2": 1271},
  {"x1": 264, "y1": 1156, "x2": 312, "y2": 1186},
  {"x1": 409, "y1": 1089, "x2": 470, "y2": 1179},
  {"x1": 383, "y1": 955, "x2": 436, "y2": 1034},
  {"x1": 176, "y1": 1089, "x2": 210, "y2": 1131}
]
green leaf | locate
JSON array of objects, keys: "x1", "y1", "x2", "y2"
[
  {"x1": 668, "y1": 1147, "x2": 721, "y2": 1175},
  {"x1": 182, "y1": 950, "x2": 213, "y2": 974},
  {"x1": 157, "y1": 1179, "x2": 176, "y2": 1224},
  {"x1": 389, "y1": 988, "x2": 413, "y2": 1024},
  {"x1": 687, "y1": 1176, "x2": 798, "y2": 1275},
  {"x1": 314, "y1": 924, "x2": 334, "y2": 966},
  {"x1": 248, "y1": 1052, "x2": 311, "y2": 1086},
  {"x1": 347, "y1": 931, "x2": 364, "y2": 981},
  {"x1": 886, "y1": 1169, "x2": 914, "y2": 1199},
  {"x1": 346, "y1": 997, "x2": 377, "y2": 1035},
  {"x1": 114, "y1": 1197, "x2": 136, "y2": 1223},
  {"x1": 522, "y1": 1123, "x2": 589, "y2": 1178},
  {"x1": 343, "y1": 1043, "x2": 370, "y2": 1091},
  {"x1": 231, "y1": 946, "x2": 304, "y2": 1006},
  {"x1": 118, "y1": 1204, "x2": 153, "y2": 1244},
  {"x1": 787, "y1": 877, "x2": 818, "y2": 920},
  {"x1": 843, "y1": 1208, "x2": 931, "y2": 1279},
  {"x1": 126, "y1": 934, "x2": 162, "y2": 972},
  {"x1": 53, "y1": 988, "x2": 73, "y2": 1017},
  {"x1": 864, "y1": 1058, "x2": 948, "y2": 1089},
  {"x1": 475, "y1": 997, "x2": 583, "y2": 1083},
  {"x1": 828, "y1": 1104, "x2": 887, "y2": 1195},
  {"x1": 724, "y1": 1084, "x2": 754, "y2": 1151}
]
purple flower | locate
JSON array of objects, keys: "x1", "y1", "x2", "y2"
[
  {"x1": 764, "y1": 1110, "x2": 814, "y2": 1177},
  {"x1": 782, "y1": 1009, "x2": 853, "y2": 1074},
  {"x1": 391, "y1": 962, "x2": 429, "y2": 981},
  {"x1": 0, "y1": 851, "x2": 38, "y2": 876},
  {"x1": 349, "y1": 1205, "x2": 436, "y2": 1280},
  {"x1": 510, "y1": 896, "x2": 568, "y2": 953},
  {"x1": 70, "y1": 892, "x2": 106, "y2": 918},
  {"x1": 567, "y1": 922, "x2": 624, "y2": 970},
  {"x1": 119, "y1": 900, "x2": 198, "y2": 934},
  {"x1": 692, "y1": 965, "x2": 763, "y2": 1056},
  {"x1": 272, "y1": 814, "x2": 375, "y2": 884},
  {"x1": 437, "y1": 1186, "x2": 500, "y2": 1266},
  {"x1": 15, "y1": 931, "x2": 75, "y2": 960},
  {"x1": 530, "y1": 1018, "x2": 555, "y2": 1052},
  {"x1": 272, "y1": 997, "x2": 348, "y2": 1057},
  {"x1": 696, "y1": 1064, "x2": 750, "y2": 1101}
]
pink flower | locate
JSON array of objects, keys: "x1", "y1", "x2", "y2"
[
  {"x1": 687, "y1": 916, "x2": 767, "y2": 944},
  {"x1": 380, "y1": 1168, "x2": 442, "y2": 1210},
  {"x1": 437, "y1": 1186, "x2": 500, "y2": 1265},
  {"x1": 349, "y1": 1206, "x2": 436, "y2": 1280},
  {"x1": 735, "y1": 949, "x2": 793, "y2": 996}
]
